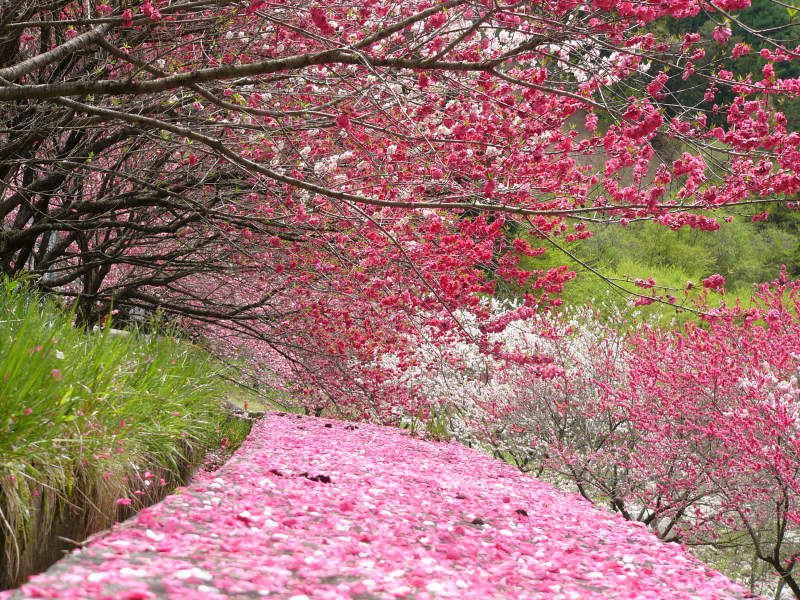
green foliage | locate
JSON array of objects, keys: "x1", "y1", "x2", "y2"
[
  {"x1": 595, "y1": 219, "x2": 775, "y2": 289},
  {"x1": 227, "y1": 387, "x2": 303, "y2": 414},
  {"x1": 0, "y1": 279, "x2": 251, "y2": 587},
  {"x1": 515, "y1": 207, "x2": 798, "y2": 323},
  {"x1": 399, "y1": 405, "x2": 453, "y2": 441},
  {"x1": 424, "y1": 409, "x2": 453, "y2": 442}
]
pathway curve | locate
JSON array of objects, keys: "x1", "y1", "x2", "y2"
[{"x1": 2, "y1": 413, "x2": 759, "y2": 599}]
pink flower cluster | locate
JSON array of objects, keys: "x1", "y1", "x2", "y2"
[{"x1": 702, "y1": 273, "x2": 725, "y2": 290}]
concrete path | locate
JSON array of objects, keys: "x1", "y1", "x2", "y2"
[{"x1": 2, "y1": 413, "x2": 759, "y2": 599}]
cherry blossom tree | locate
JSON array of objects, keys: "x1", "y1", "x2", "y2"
[
  {"x1": 397, "y1": 278, "x2": 800, "y2": 597},
  {"x1": 2, "y1": 0, "x2": 798, "y2": 339},
  {"x1": 619, "y1": 274, "x2": 800, "y2": 597}
]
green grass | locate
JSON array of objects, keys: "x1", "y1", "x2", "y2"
[
  {"x1": 225, "y1": 385, "x2": 296, "y2": 414},
  {"x1": 0, "y1": 277, "x2": 252, "y2": 588}
]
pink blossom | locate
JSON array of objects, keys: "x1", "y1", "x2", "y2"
[
  {"x1": 335, "y1": 113, "x2": 351, "y2": 131},
  {"x1": 702, "y1": 273, "x2": 725, "y2": 290},
  {"x1": 634, "y1": 277, "x2": 656, "y2": 289},
  {"x1": 418, "y1": 72, "x2": 430, "y2": 89},
  {"x1": 732, "y1": 42, "x2": 750, "y2": 58},
  {"x1": 483, "y1": 178, "x2": 496, "y2": 198},
  {"x1": 309, "y1": 7, "x2": 335, "y2": 35},
  {"x1": 712, "y1": 26, "x2": 732, "y2": 44}
]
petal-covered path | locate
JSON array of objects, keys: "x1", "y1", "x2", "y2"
[{"x1": 3, "y1": 413, "x2": 759, "y2": 599}]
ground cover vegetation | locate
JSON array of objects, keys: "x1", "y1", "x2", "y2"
[
  {"x1": 4, "y1": 0, "x2": 800, "y2": 596},
  {"x1": 0, "y1": 278, "x2": 251, "y2": 588}
]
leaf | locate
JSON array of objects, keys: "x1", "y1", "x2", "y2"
[{"x1": 58, "y1": 387, "x2": 73, "y2": 405}]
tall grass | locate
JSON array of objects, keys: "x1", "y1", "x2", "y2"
[{"x1": 0, "y1": 278, "x2": 251, "y2": 588}]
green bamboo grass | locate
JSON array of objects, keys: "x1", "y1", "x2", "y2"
[{"x1": 0, "y1": 278, "x2": 251, "y2": 588}]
